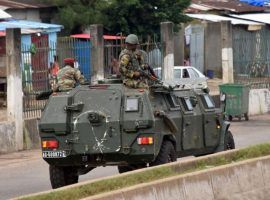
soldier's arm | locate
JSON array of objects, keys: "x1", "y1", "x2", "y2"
[
  {"x1": 119, "y1": 54, "x2": 136, "y2": 78},
  {"x1": 74, "y1": 69, "x2": 85, "y2": 84}
]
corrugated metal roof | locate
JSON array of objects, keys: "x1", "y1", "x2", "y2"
[
  {"x1": 239, "y1": 0, "x2": 270, "y2": 7},
  {"x1": 0, "y1": 28, "x2": 41, "y2": 37},
  {"x1": 0, "y1": 19, "x2": 63, "y2": 31},
  {"x1": 187, "y1": 14, "x2": 263, "y2": 25},
  {"x1": 0, "y1": 9, "x2": 10, "y2": 19},
  {"x1": 71, "y1": 34, "x2": 125, "y2": 40},
  {"x1": 190, "y1": 0, "x2": 265, "y2": 13},
  {"x1": 229, "y1": 13, "x2": 270, "y2": 24},
  {"x1": 0, "y1": 0, "x2": 52, "y2": 9},
  {"x1": 189, "y1": 3, "x2": 213, "y2": 11}
]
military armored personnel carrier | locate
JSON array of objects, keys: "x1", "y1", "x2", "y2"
[{"x1": 39, "y1": 79, "x2": 234, "y2": 188}]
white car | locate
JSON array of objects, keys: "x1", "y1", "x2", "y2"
[
  {"x1": 153, "y1": 66, "x2": 206, "y2": 79},
  {"x1": 153, "y1": 66, "x2": 208, "y2": 88}
]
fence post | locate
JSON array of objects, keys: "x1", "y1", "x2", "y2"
[
  {"x1": 6, "y1": 28, "x2": 23, "y2": 150},
  {"x1": 174, "y1": 24, "x2": 184, "y2": 66},
  {"x1": 161, "y1": 22, "x2": 174, "y2": 80},
  {"x1": 221, "y1": 21, "x2": 234, "y2": 83},
  {"x1": 90, "y1": 24, "x2": 104, "y2": 84}
]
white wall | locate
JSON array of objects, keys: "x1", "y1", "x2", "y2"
[{"x1": 249, "y1": 89, "x2": 270, "y2": 115}]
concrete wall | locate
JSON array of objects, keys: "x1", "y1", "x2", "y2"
[
  {"x1": 23, "y1": 119, "x2": 40, "y2": 150},
  {"x1": 0, "y1": 56, "x2": 5, "y2": 69},
  {"x1": 0, "y1": 121, "x2": 16, "y2": 153},
  {"x1": 83, "y1": 155, "x2": 270, "y2": 200},
  {"x1": 174, "y1": 26, "x2": 184, "y2": 66},
  {"x1": 0, "y1": 119, "x2": 40, "y2": 154},
  {"x1": 204, "y1": 22, "x2": 222, "y2": 78},
  {"x1": 7, "y1": 9, "x2": 41, "y2": 22},
  {"x1": 249, "y1": 89, "x2": 270, "y2": 115}
]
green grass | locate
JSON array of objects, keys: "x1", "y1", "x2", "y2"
[{"x1": 20, "y1": 143, "x2": 270, "y2": 200}]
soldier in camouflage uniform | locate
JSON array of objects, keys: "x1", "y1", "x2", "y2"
[
  {"x1": 56, "y1": 58, "x2": 85, "y2": 91},
  {"x1": 119, "y1": 34, "x2": 149, "y2": 89}
]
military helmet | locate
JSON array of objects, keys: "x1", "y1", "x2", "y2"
[{"x1": 125, "y1": 34, "x2": 139, "y2": 45}]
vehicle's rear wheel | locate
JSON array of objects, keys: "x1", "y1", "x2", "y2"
[
  {"x1": 244, "y1": 113, "x2": 249, "y2": 121},
  {"x1": 150, "y1": 140, "x2": 176, "y2": 166},
  {"x1": 224, "y1": 131, "x2": 235, "y2": 150},
  {"x1": 49, "y1": 165, "x2": 79, "y2": 189}
]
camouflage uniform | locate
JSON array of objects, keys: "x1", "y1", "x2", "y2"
[
  {"x1": 119, "y1": 49, "x2": 149, "y2": 89},
  {"x1": 56, "y1": 65, "x2": 85, "y2": 91}
]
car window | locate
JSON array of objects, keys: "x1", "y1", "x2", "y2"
[
  {"x1": 187, "y1": 68, "x2": 199, "y2": 78},
  {"x1": 182, "y1": 69, "x2": 190, "y2": 78},
  {"x1": 173, "y1": 69, "x2": 181, "y2": 79}
]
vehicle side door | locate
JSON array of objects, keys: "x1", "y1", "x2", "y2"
[
  {"x1": 163, "y1": 93, "x2": 183, "y2": 152},
  {"x1": 199, "y1": 94, "x2": 219, "y2": 147},
  {"x1": 178, "y1": 94, "x2": 204, "y2": 150}
]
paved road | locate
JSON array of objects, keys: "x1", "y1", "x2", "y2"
[{"x1": 0, "y1": 114, "x2": 269, "y2": 200}]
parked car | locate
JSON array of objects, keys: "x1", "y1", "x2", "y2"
[
  {"x1": 153, "y1": 66, "x2": 206, "y2": 79},
  {"x1": 153, "y1": 66, "x2": 207, "y2": 88}
]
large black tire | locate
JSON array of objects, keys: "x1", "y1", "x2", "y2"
[
  {"x1": 150, "y1": 140, "x2": 177, "y2": 166},
  {"x1": 224, "y1": 131, "x2": 235, "y2": 150},
  {"x1": 49, "y1": 165, "x2": 79, "y2": 189},
  {"x1": 244, "y1": 113, "x2": 249, "y2": 121}
]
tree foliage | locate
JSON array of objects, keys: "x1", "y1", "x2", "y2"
[
  {"x1": 102, "y1": 0, "x2": 191, "y2": 36},
  {"x1": 47, "y1": 0, "x2": 108, "y2": 34},
  {"x1": 47, "y1": 0, "x2": 191, "y2": 36}
]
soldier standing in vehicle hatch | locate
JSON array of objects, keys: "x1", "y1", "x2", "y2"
[
  {"x1": 119, "y1": 34, "x2": 150, "y2": 89},
  {"x1": 55, "y1": 58, "x2": 86, "y2": 91}
]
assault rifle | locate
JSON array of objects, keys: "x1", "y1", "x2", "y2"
[
  {"x1": 36, "y1": 81, "x2": 90, "y2": 100},
  {"x1": 36, "y1": 89, "x2": 54, "y2": 100},
  {"x1": 138, "y1": 65, "x2": 162, "y2": 84}
]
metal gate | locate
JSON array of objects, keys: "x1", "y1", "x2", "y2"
[
  {"x1": 22, "y1": 37, "x2": 91, "y2": 119},
  {"x1": 233, "y1": 26, "x2": 270, "y2": 88},
  {"x1": 189, "y1": 24, "x2": 204, "y2": 73}
]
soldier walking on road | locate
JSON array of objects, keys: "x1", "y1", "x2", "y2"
[
  {"x1": 56, "y1": 58, "x2": 86, "y2": 91},
  {"x1": 119, "y1": 34, "x2": 150, "y2": 89}
]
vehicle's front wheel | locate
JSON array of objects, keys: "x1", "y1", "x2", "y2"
[
  {"x1": 224, "y1": 131, "x2": 235, "y2": 150},
  {"x1": 150, "y1": 140, "x2": 176, "y2": 166},
  {"x1": 49, "y1": 165, "x2": 79, "y2": 189}
]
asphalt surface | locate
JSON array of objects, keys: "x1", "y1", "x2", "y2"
[{"x1": 0, "y1": 114, "x2": 269, "y2": 200}]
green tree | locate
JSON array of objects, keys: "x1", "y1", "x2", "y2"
[
  {"x1": 102, "y1": 0, "x2": 191, "y2": 37},
  {"x1": 47, "y1": 0, "x2": 191, "y2": 36},
  {"x1": 47, "y1": 0, "x2": 108, "y2": 34}
]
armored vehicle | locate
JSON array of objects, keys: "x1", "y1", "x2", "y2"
[{"x1": 38, "y1": 80, "x2": 235, "y2": 188}]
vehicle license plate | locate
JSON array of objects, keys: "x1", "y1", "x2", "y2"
[{"x1": 42, "y1": 151, "x2": 67, "y2": 158}]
